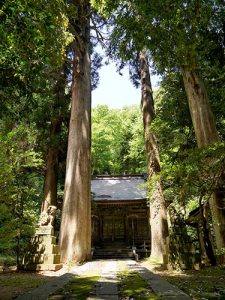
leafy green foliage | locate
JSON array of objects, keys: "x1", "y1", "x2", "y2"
[
  {"x1": 0, "y1": 123, "x2": 43, "y2": 262},
  {"x1": 0, "y1": 0, "x2": 70, "y2": 73},
  {"x1": 151, "y1": 72, "x2": 225, "y2": 216},
  {"x1": 119, "y1": 105, "x2": 146, "y2": 173},
  {"x1": 0, "y1": 0, "x2": 71, "y2": 131},
  {"x1": 92, "y1": 105, "x2": 146, "y2": 175},
  {"x1": 92, "y1": 105, "x2": 123, "y2": 174}
]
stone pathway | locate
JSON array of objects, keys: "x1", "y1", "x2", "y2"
[
  {"x1": 16, "y1": 259, "x2": 193, "y2": 300},
  {"x1": 128, "y1": 260, "x2": 192, "y2": 300},
  {"x1": 87, "y1": 260, "x2": 121, "y2": 300}
]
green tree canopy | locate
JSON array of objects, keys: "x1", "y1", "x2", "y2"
[{"x1": 92, "y1": 105, "x2": 146, "y2": 175}]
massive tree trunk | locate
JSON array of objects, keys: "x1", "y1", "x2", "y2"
[
  {"x1": 41, "y1": 118, "x2": 61, "y2": 212},
  {"x1": 41, "y1": 67, "x2": 66, "y2": 212},
  {"x1": 59, "y1": 2, "x2": 91, "y2": 263},
  {"x1": 181, "y1": 65, "x2": 225, "y2": 253},
  {"x1": 140, "y1": 50, "x2": 169, "y2": 263}
]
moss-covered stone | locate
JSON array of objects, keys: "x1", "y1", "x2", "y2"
[
  {"x1": 48, "y1": 275, "x2": 99, "y2": 300},
  {"x1": 118, "y1": 271, "x2": 159, "y2": 300}
]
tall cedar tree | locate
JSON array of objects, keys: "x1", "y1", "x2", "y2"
[
  {"x1": 59, "y1": 0, "x2": 91, "y2": 263},
  {"x1": 181, "y1": 66, "x2": 225, "y2": 252},
  {"x1": 41, "y1": 67, "x2": 66, "y2": 212},
  {"x1": 140, "y1": 50, "x2": 168, "y2": 262}
]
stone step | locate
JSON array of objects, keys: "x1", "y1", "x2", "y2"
[
  {"x1": 93, "y1": 253, "x2": 133, "y2": 257},
  {"x1": 94, "y1": 252, "x2": 133, "y2": 255},
  {"x1": 93, "y1": 248, "x2": 134, "y2": 259},
  {"x1": 24, "y1": 263, "x2": 63, "y2": 271},
  {"x1": 28, "y1": 254, "x2": 61, "y2": 265},
  {"x1": 93, "y1": 255, "x2": 133, "y2": 259},
  {"x1": 94, "y1": 249, "x2": 132, "y2": 252}
]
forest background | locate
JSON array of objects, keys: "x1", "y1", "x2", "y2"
[{"x1": 0, "y1": 0, "x2": 225, "y2": 267}]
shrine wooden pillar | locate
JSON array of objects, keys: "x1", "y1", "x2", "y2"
[{"x1": 99, "y1": 214, "x2": 103, "y2": 244}]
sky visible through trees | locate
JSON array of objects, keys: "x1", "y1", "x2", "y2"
[
  {"x1": 0, "y1": 0, "x2": 225, "y2": 270},
  {"x1": 92, "y1": 62, "x2": 160, "y2": 108}
]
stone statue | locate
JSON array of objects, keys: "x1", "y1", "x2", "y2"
[{"x1": 38, "y1": 205, "x2": 57, "y2": 227}]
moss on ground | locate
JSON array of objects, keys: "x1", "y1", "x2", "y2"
[
  {"x1": 0, "y1": 274, "x2": 49, "y2": 288},
  {"x1": 48, "y1": 275, "x2": 99, "y2": 300},
  {"x1": 155, "y1": 266, "x2": 225, "y2": 300},
  {"x1": 0, "y1": 271, "x2": 53, "y2": 299},
  {"x1": 118, "y1": 271, "x2": 159, "y2": 300}
]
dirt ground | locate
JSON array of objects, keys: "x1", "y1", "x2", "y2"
[{"x1": 0, "y1": 268, "x2": 58, "y2": 300}]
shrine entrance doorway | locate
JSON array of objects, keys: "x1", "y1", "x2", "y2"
[
  {"x1": 102, "y1": 215, "x2": 125, "y2": 242},
  {"x1": 92, "y1": 202, "x2": 150, "y2": 248}
]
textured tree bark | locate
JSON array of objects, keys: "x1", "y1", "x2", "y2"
[
  {"x1": 199, "y1": 196, "x2": 216, "y2": 265},
  {"x1": 181, "y1": 65, "x2": 225, "y2": 253},
  {"x1": 59, "y1": 3, "x2": 91, "y2": 263},
  {"x1": 140, "y1": 50, "x2": 169, "y2": 263},
  {"x1": 41, "y1": 118, "x2": 61, "y2": 212},
  {"x1": 41, "y1": 66, "x2": 66, "y2": 213},
  {"x1": 181, "y1": 66, "x2": 219, "y2": 147}
]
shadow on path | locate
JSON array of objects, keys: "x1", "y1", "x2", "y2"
[{"x1": 15, "y1": 259, "x2": 193, "y2": 300}]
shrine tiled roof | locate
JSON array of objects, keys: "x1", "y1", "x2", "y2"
[{"x1": 91, "y1": 175, "x2": 147, "y2": 201}]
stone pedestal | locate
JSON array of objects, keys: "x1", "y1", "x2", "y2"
[{"x1": 23, "y1": 226, "x2": 63, "y2": 271}]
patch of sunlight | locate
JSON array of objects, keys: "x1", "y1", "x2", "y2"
[
  {"x1": 118, "y1": 271, "x2": 159, "y2": 300},
  {"x1": 48, "y1": 275, "x2": 99, "y2": 300}
]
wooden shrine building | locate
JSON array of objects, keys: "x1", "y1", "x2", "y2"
[{"x1": 91, "y1": 175, "x2": 150, "y2": 250}]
